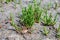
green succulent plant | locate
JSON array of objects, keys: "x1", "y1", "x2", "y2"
[
  {"x1": 42, "y1": 26, "x2": 49, "y2": 36},
  {"x1": 56, "y1": 24, "x2": 60, "y2": 38},
  {"x1": 21, "y1": 4, "x2": 34, "y2": 28},
  {"x1": 41, "y1": 9, "x2": 57, "y2": 26},
  {"x1": 33, "y1": 0, "x2": 42, "y2": 23}
]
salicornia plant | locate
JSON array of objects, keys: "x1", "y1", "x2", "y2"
[
  {"x1": 33, "y1": 0, "x2": 42, "y2": 23},
  {"x1": 56, "y1": 24, "x2": 60, "y2": 38},
  {"x1": 41, "y1": 9, "x2": 57, "y2": 26},
  {"x1": 21, "y1": 4, "x2": 34, "y2": 28},
  {"x1": 10, "y1": 13, "x2": 22, "y2": 31},
  {"x1": 42, "y1": 26, "x2": 49, "y2": 36}
]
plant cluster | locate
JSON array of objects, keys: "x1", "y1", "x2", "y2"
[
  {"x1": 41, "y1": 9, "x2": 57, "y2": 26},
  {"x1": 21, "y1": 5, "x2": 34, "y2": 28},
  {"x1": 33, "y1": 0, "x2": 42, "y2": 23},
  {"x1": 9, "y1": 0, "x2": 58, "y2": 35}
]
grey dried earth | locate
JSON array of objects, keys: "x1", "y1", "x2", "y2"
[{"x1": 0, "y1": 0, "x2": 60, "y2": 40}]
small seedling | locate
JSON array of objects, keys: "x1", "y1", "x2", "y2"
[
  {"x1": 54, "y1": 2, "x2": 59, "y2": 9},
  {"x1": 21, "y1": 4, "x2": 34, "y2": 28},
  {"x1": 56, "y1": 24, "x2": 60, "y2": 38},
  {"x1": 42, "y1": 26, "x2": 49, "y2": 36},
  {"x1": 41, "y1": 9, "x2": 57, "y2": 26},
  {"x1": 44, "y1": 2, "x2": 52, "y2": 10},
  {"x1": 10, "y1": 13, "x2": 22, "y2": 32},
  {"x1": 33, "y1": 0, "x2": 42, "y2": 23}
]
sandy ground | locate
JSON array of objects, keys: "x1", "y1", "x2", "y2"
[{"x1": 0, "y1": 0, "x2": 60, "y2": 40}]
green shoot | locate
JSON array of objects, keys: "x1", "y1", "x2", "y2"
[
  {"x1": 45, "y1": 2, "x2": 52, "y2": 10},
  {"x1": 54, "y1": 2, "x2": 59, "y2": 9},
  {"x1": 42, "y1": 26, "x2": 49, "y2": 36},
  {"x1": 42, "y1": 9, "x2": 57, "y2": 26},
  {"x1": 10, "y1": 13, "x2": 22, "y2": 31},
  {"x1": 56, "y1": 24, "x2": 60, "y2": 38}
]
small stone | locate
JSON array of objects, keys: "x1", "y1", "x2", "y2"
[{"x1": 21, "y1": 30, "x2": 28, "y2": 34}]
